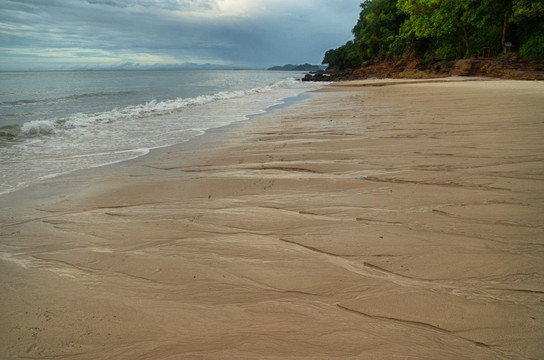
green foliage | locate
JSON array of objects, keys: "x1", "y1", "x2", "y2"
[
  {"x1": 322, "y1": 0, "x2": 544, "y2": 68},
  {"x1": 511, "y1": 0, "x2": 544, "y2": 60},
  {"x1": 520, "y1": 33, "x2": 544, "y2": 61},
  {"x1": 512, "y1": 0, "x2": 544, "y2": 22},
  {"x1": 352, "y1": 0, "x2": 407, "y2": 60},
  {"x1": 397, "y1": 0, "x2": 506, "y2": 59},
  {"x1": 322, "y1": 41, "x2": 363, "y2": 69}
]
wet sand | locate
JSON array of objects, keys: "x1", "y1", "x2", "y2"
[{"x1": 1, "y1": 78, "x2": 543, "y2": 359}]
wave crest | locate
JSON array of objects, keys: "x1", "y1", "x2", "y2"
[
  {"x1": 9, "y1": 77, "x2": 302, "y2": 139},
  {"x1": 21, "y1": 120, "x2": 59, "y2": 136}
]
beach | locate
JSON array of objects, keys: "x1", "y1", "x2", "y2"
[{"x1": 1, "y1": 78, "x2": 543, "y2": 359}]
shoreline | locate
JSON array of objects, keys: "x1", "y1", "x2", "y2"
[
  {"x1": 0, "y1": 90, "x2": 319, "y2": 212},
  {"x1": 0, "y1": 71, "x2": 316, "y2": 198},
  {"x1": 1, "y1": 78, "x2": 543, "y2": 359}
]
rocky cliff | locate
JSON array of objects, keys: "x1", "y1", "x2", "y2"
[{"x1": 303, "y1": 58, "x2": 544, "y2": 81}]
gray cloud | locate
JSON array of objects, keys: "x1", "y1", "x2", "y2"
[
  {"x1": 0, "y1": 0, "x2": 361, "y2": 70},
  {"x1": 85, "y1": 0, "x2": 215, "y2": 10}
]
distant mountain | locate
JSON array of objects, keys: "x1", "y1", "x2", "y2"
[
  {"x1": 106, "y1": 62, "x2": 240, "y2": 71},
  {"x1": 65, "y1": 62, "x2": 258, "y2": 71},
  {"x1": 268, "y1": 63, "x2": 326, "y2": 71}
]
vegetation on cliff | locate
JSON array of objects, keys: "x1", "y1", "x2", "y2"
[{"x1": 323, "y1": 0, "x2": 544, "y2": 70}]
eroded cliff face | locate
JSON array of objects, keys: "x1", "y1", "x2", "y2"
[
  {"x1": 304, "y1": 58, "x2": 544, "y2": 81},
  {"x1": 452, "y1": 59, "x2": 544, "y2": 79}
]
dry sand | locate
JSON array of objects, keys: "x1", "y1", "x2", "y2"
[{"x1": 1, "y1": 78, "x2": 543, "y2": 359}]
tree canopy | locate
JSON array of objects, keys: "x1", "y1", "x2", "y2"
[{"x1": 323, "y1": 0, "x2": 544, "y2": 69}]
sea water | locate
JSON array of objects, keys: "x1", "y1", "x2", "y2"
[{"x1": 0, "y1": 70, "x2": 324, "y2": 195}]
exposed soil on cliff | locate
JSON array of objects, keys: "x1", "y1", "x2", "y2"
[{"x1": 304, "y1": 58, "x2": 544, "y2": 81}]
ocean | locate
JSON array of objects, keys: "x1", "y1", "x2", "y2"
[{"x1": 0, "y1": 70, "x2": 324, "y2": 196}]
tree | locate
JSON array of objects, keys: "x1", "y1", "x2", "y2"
[
  {"x1": 397, "y1": 0, "x2": 514, "y2": 60},
  {"x1": 397, "y1": 0, "x2": 466, "y2": 59},
  {"x1": 512, "y1": 0, "x2": 544, "y2": 21},
  {"x1": 352, "y1": 0, "x2": 407, "y2": 60},
  {"x1": 321, "y1": 0, "x2": 544, "y2": 70},
  {"x1": 322, "y1": 41, "x2": 362, "y2": 69},
  {"x1": 511, "y1": 0, "x2": 544, "y2": 60}
]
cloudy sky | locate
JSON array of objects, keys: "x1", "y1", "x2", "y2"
[{"x1": 0, "y1": 0, "x2": 362, "y2": 71}]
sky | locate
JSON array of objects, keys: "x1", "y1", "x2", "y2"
[{"x1": 0, "y1": 0, "x2": 363, "y2": 71}]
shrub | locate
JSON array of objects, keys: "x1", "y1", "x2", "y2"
[{"x1": 519, "y1": 34, "x2": 544, "y2": 61}]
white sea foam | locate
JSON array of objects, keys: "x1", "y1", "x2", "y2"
[
  {"x1": 0, "y1": 73, "x2": 324, "y2": 196},
  {"x1": 17, "y1": 77, "x2": 304, "y2": 139},
  {"x1": 20, "y1": 119, "x2": 58, "y2": 136}
]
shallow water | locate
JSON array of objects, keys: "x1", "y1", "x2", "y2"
[{"x1": 0, "y1": 70, "x2": 324, "y2": 195}]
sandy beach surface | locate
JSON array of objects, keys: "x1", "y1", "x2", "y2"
[{"x1": 1, "y1": 78, "x2": 543, "y2": 359}]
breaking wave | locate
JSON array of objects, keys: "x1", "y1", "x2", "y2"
[{"x1": 1, "y1": 77, "x2": 300, "y2": 140}]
